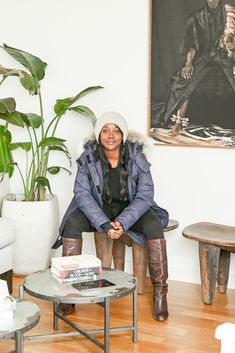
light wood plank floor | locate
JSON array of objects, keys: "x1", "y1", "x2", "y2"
[{"x1": 1, "y1": 275, "x2": 235, "y2": 353}]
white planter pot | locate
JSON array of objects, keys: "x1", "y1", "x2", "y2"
[
  {"x1": 0, "y1": 173, "x2": 10, "y2": 215},
  {"x1": 2, "y1": 193, "x2": 59, "y2": 274}
]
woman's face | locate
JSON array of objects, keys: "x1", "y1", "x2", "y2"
[
  {"x1": 100, "y1": 123, "x2": 123, "y2": 152},
  {"x1": 207, "y1": 0, "x2": 220, "y2": 9}
]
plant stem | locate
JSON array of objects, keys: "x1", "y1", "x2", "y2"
[
  {"x1": 15, "y1": 163, "x2": 28, "y2": 200},
  {"x1": 38, "y1": 91, "x2": 46, "y2": 198},
  {"x1": 44, "y1": 114, "x2": 59, "y2": 137},
  {"x1": 0, "y1": 76, "x2": 7, "y2": 86},
  {"x1": 39, "y1": 91, "x2": 44, "y2": 133},
  {"x1": 51, "y1": 116, "x2": 62, "y2": 137}
]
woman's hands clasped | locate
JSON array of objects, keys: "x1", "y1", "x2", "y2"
[{"x1": 107, "y1": 221, "x2": 124, "y2": 239}]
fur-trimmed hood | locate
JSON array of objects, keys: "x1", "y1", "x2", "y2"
[{"x1": 77, "y1": 130, "x2": 155, "y2": 158}]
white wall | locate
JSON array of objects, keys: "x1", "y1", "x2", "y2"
[{"x1": 1, "y1": 0, "x2": 235, "y2": 287}]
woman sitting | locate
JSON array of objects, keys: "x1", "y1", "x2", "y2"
[{"x1": 52, "y1": 112, "x2": 169, "y2": 321}]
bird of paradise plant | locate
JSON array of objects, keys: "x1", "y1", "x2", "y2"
[{"x1": 0, "y1": 43, "x2": 102, "y2": 200}]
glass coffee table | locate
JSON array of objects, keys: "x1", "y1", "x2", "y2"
[
  {"x1": 0, "y1": 298, "x2": 40, "y2": 353},
  {"x1": 20, "y1": 268, "x2": 138, "y2": 353}
]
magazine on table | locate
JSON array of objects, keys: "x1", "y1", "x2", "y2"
[{"x1": 72, "y1": 279, "x2": 115, "y2": 291}]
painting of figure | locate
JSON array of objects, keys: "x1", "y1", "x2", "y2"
[{"x1": 150, "y1": 0, "x2": 235, "y2": 147}]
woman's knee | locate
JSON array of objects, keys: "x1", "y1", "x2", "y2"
[
  {"x1": 145, "y1": 232, "x2": 164, "y2": 240},
  {"x1": 63, "y1": 208, "x2": 94, "y2": 238}
]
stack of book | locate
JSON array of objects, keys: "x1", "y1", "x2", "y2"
[
  {"x1": 51, "y1": 254, "x2": 102, "y2": 283},
  {"x1": 0, "y1": 280, "x2": 16, "y2": 320}
]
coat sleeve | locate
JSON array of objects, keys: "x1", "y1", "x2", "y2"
[
  {"x1": 115, "y1": 154, "x2": 154, "y2": 231},
  {"x1": 73, "y1": 161, "x2": 110, "y2": 230}
]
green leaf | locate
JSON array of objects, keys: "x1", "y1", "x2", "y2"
[
  {"x1": 48, "y1": 145, "x2": 72, "y2": 166},
  {"x1": 0, "y1": 111, "x2": 25, "y2": 127},
  {"x1": 0, "y1": 98, "x2": 16, "y2": 113},
  {"x1": 73, "y1": 86, "x2": 104, "y2": 101},
  {"x1": 48, "y1": 145, "x2": 70, "y2": 154},
  {"x1": 21, "y1": 113, "x2": 42, "y2": 128},
  {"x1": 0, "y1": 125, "x2": 12, "y2": 142},
  {"x1": 2, "y1": 43, "x2": 47, "y2": 81},
  {"x1": 9, "y1": 142, "x2": 32, "y2": 152},
  {"x1": 35, "y1": 176, "x2": 52, "y2": 194},
  {"x1": 47, "y1": 166, "x2": 71, "y2": 175},
  {"x1": 39, "y1": 137, "x2": 66, "y2": 148},
  {"x1": 69, "y1": 105, "x2": 97, "y2": 126},
  {"x1": 19, "y1": 70, "x2": 40, "y2": 95},
  {"x1": 54, "y1": 98, "x2": 72, "y2": 116},
  {"x1": 54, "y1": 86, "x2": 103, "y2": 116},
  {"x1": 0, "y1": 65, "x2": 40, "y2": 95},
  {"x1": 0, "y1": 125, "x2": 14, "y2": 176}
]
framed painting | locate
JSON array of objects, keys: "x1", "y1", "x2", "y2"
[{"x1": 149, "y1": 0, "x2": 235, "y2": 147}]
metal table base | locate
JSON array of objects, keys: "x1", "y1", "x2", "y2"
[{"x1": 20, "y1": 269, "x2": 138, "y2": 353}]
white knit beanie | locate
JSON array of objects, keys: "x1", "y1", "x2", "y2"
[{"x1": 95, "y1": 112, "x2": 128, "y2": 143}]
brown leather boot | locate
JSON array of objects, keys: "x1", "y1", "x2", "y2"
[
  {"x1": 58, "y1": 237, "x2": 83, "y2": 315},
  {"x1": 62, "y1": 237, "x2": 83, "y2": 256},
  {"x1": 147, "y1": 239, "x2": 168, "y2": 321}
]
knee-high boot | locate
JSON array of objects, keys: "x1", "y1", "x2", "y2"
[
  {"x1": 147, "y1": 238, "x2": 168, "y2": 321},
  {"x1": 62, "y1": 237, "x2": 83, "y2": 256},
  {"x1": 58, "y1": 237, "x2": 83, "y2": 315}
]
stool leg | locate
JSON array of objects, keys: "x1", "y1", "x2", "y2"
[
  {"x1": 132, "y1": 242, "x2": 148, "y2": 295},
  {"x1": 199, "y1": 242, "x2": 220, "y2": 304},
  {"x1": 94, "y1": 232, "x2": 113, "y2": 268},
  {"x1": 217, "y1": 249, "x2": 230, "y2": 294},
  {"x1": 0, "y1": 269, "x2": 13, "y2": 294},
  {"x1": 113, "y1": 240, "x2": 125, "y2": 271}
]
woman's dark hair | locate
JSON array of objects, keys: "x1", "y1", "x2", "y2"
[{"x1": 97, "y1": 143, "x2": 129, "y2": 203}]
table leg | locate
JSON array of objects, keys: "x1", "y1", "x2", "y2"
[
  {"x1": 53, "y1": 302, "x2": 59, "y2": 330},
  {"x1": 217, "y1": 249, "x2": 230, "y2": 294},
  {"x1": 132, "y1": 283, "x2": 138, "y2": 342},
  {"x1": 199, "y1": 242, "x2": 220, "y2": 304},
  {"x1": 15, "y1": 331, "x2": 23, "y2": 353},
  {"x1": 19, "y1": 285, "x2": 24, "y2": 299},
  {"x1": 104, "y1": 298, "x2": 110, "y2": 353}
]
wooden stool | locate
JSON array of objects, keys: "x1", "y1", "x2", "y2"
[
  {"x1": 94, "y1": 219, "x2": 178, "y2": 294},
  {"x1": 182, "y1": 222, "x2": 235, "y2": 304}
]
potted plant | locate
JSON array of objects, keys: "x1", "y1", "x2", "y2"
[{"x1": 0, "y1": 43, "x2": 102, "y2": 273}]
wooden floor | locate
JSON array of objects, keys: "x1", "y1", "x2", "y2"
[{"x1": 1, "y1": 275, "x2": 235, "y2": 353}]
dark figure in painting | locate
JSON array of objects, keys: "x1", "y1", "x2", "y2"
[{"x1": 152, "y1": 0, "x2": 235, "y2": 146}]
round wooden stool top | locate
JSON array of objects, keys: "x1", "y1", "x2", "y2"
[
  {"x1": 164, "y1": 219, "x2": 179, "y2": 232},
  {"x1": 182, "y1": 222, "x2": 235, "y2": 248}
]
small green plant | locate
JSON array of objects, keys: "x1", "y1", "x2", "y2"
[{"x1": 0, "y1": 43, "x2": 102, "y2": 201}]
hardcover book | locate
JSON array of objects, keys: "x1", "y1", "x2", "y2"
[
  {"x1": 51, "y1": 265, "x2": 101, "y2": 279},
  {"x1": 52, "y1": 273, "x2": 101, "y2": 283},
  {"x1": 51, "y1": 254, "x2": 102, "y2": 271}
]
